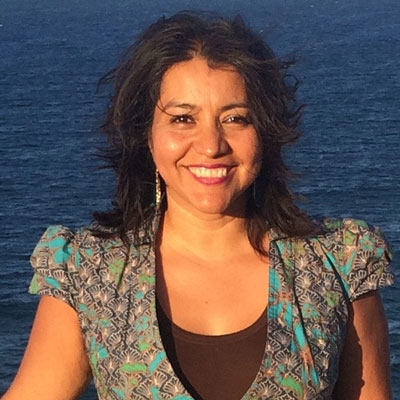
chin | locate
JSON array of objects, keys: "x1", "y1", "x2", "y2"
[
  {"x1": 187, "y1": 195, "x2": 246, "y2": 217},
  {"x1": 166, "y1": 188, "x2": 248, "y2": 217}
]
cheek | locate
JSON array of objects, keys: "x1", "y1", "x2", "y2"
[
  {"x1": 151, "y1": 131, "x2": 189, "y2": 170},
  {"x1": 241, "y1": 134, "x2": 262, "y2": 170}
]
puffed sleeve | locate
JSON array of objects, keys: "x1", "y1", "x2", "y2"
[
  {"x1": 323, "y1": 218, "x2": 395, "y2": 302},
  {"x1": 29, "y1": 225, "x2": 81, "y2": 310}
]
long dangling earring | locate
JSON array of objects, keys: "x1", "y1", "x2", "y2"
[{"x1": 155, "y1": 169, "x2": 162, "y2": 210}]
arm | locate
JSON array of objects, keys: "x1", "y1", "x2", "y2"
[
  {"x1": 2, "y1": 295, "x2": 92, "y2": 400},
  {"x1": 333, "y1": 290, "x2": 392, "y2": 400}
]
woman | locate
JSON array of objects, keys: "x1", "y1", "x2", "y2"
[{"x1": 3, "y1": 11, "x2": 394, "y2": 400}]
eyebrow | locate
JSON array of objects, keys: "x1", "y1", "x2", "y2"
[{"x1": 162, "y1": 101, "x2": 249, "y2": 113}]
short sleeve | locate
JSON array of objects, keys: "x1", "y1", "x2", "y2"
[
  {"x1": 29, "y1": 225, "x2": 80, "y2": 310},
  {"x1": 325, "y1": 219, "x2": 395, "y2": 302}
]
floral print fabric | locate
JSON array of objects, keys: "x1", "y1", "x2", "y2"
[{"x1": 29, "y1": 217, "x2": 394, "y2": 399}]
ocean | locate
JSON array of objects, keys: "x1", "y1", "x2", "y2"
[{"x1": 0, "y1": 0, "x2": 399, "y2": 398}]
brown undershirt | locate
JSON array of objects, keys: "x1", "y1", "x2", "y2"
[{"x1": 156, "y1": 299, "x2": 267, "y2": 400}]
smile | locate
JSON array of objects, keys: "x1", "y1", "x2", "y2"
[{"x1": 188, "y1": 167, "x2": 228, "y2": 178}]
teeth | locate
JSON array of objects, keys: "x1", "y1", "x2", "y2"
[{"x1": 188, "y1": 167, "x2": 228, "y2": 178}]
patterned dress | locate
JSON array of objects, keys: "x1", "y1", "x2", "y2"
[{"x1": 29, "y1": 217, "x2": 394, "y2": 399}]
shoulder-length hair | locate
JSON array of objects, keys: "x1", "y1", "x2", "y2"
[{"x1": 93, "y1": 11, "x2": 318, "y2": 255}]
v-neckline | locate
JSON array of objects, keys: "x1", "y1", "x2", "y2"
[{"x1": 146, "y1": 211, "x2": 282, "y2": 399}]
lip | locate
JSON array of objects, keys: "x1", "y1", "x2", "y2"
[
  {"x1": 185, "y1": 164, "x2": 235, "y2": 185},
  {"x1": 186, "y1": 164, "x2": 234, "y2": 169}
]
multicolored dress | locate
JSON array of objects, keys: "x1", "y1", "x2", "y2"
[{"x1": 29, "y1": 217, "x2": 394, "y2": 399}]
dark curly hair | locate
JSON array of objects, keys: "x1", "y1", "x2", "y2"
[{"x1": 93, "y1": 10, "x2": 318, "y2": 255}]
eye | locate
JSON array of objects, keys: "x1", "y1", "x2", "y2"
[
  {"x1": 224, "y1": 115, "x2": 252, "y2": 126},
  {"x1": 170, "y1": 114, "x2": 195, "y2": 124}
]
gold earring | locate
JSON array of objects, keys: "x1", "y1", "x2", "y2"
[{"x1": 155, "y1": 169, "x2": 161, "y2": 210}]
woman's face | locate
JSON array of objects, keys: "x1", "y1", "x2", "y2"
[{"x1": 149, "y1": 57, "x2": 262, "y2": 217}]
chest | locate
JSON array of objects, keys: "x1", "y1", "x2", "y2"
[
  {"x1": 75, "y1": 239, "x2": 349, "y2": 399},
  {"x1": 156, "y1": 249, "x2": 270, "y2": 335}
]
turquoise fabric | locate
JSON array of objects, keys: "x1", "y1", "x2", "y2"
[{"x1": 29, "y1": 217, "x2": 394, "y2": 399}]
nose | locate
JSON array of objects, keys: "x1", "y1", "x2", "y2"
[{"x1": 193, "y1": 120, "x2": 230, "y2": 158}]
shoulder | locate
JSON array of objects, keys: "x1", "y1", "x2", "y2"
[
  {"x1": 320, "y1": 217, "x2": 389, "y2": 246},
  {"x1": 30, "y1": 223, "x2": 150, "y2": 310},
  {"x1": 270, "y1": 217, "x2": 394, "y2": 303},
  {"x1": 315, "y1": 217, "x2": 392, "y2": 268},
  {"x1": 31, "y1": 223, "x2": 130, "y2": 256},
  {"x1": 307, "y1": 217, "x2": 394, "y2": 302},
  {"x1": 31, "y1": 223, "x2": 145, "y2": 276}
]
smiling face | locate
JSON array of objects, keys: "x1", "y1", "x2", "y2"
[{"x1": 149, "y1": 57, "x2": 262, "y2": 217}]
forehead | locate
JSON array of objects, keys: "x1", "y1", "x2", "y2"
[{"x1": 158, "y1": 58, "x2": 248, "y2": 103}]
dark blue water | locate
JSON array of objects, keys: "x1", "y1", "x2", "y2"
[{"x1": 1, "y1": 0, "x2": 399, "y2": 398}]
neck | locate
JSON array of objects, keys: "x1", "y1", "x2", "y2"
[{"x1": 159, "y1": 199, "x2": 250, "y2": 262}]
